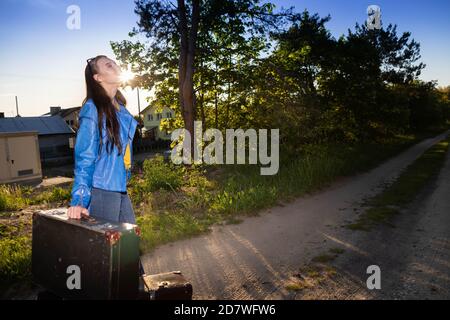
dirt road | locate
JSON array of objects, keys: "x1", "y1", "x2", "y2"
[
  {"x1": 314, "y1": 135, "x2": 450, "y2": 300},
  {"x1": 141, "y1": 130, "x2": 450, "y2": 299}
]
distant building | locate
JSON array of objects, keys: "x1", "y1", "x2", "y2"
[
  {"x1": 140, "y1": 105, "x2": 174, "y2": 141},
  {"x1": 0, "y1": 115, "x2": 75, "y2": 166},
  {"x1": 0, "y1": 131, "x2": 42, "y2": 185},
  {"x1": 42, "y1": 106, "x2": 81, "y2": 131}
]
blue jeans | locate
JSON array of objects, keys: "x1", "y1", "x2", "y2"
[
  {"x1": 89, "y1": 187, "x2": 136, "y2": 224},
  {"x1": 89, "y1": 187, "x2": 145, "y2": 276}
]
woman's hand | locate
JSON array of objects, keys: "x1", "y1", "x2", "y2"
[{"x1": 67, "y1": 206, "x2": 90, "y2": 219}]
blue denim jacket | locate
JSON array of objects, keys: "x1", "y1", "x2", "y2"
[{"x1": 69, "y1": 98, "x2": 138, "y2": 210}]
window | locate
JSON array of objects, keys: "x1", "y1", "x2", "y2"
[
  {"x1": 147, "y1": 114, "x2": 153, "y2": 121},
  {"x1": 157, "y1": 113, "x2": 162, "y2": 120},
  {"x1": 166, "y1": 112, "x2": 172, "y2": 118}
]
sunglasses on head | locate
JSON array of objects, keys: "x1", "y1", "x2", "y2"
[{"x1": 86, "y1": 57, "x2": 96, "y2": 75}]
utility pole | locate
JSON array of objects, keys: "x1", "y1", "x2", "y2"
[
  {"x1": 137, "y1": 87, "x2": 142, "y2": 138},
  {"x1": 15, "y1": 95, "x2": 20, "y2": 117}
]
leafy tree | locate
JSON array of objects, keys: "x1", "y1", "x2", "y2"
[
  {"x1": 112, "y1": 0, "x2": 291, "y2": 157},
  {"x1": 112, "y1": 3, "x2": 446, "y2": 157}
]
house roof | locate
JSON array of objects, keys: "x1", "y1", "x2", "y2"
[
  {"x1": 140, "y1": 104, "x2": 152, "y2": 114},
  {"x1": 42, "y1": 106, "x2": 81, "y2": 117},
  {"x1": 0, "y1": 115, "x2": 74, "y2": 135},
  {"x1": 140, "y1": 104, "x2": 174, "y2": 114}
]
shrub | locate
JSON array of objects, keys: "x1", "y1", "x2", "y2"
[
  {"x1": 142, "y1": 156, "x2": 184, "y2": 192},
  {"x1": 0, "y1": 236, "x2": 32, "y2": 286},
  {"x1": 0, "y1": 185, "x2": 28, "y2": 212}
]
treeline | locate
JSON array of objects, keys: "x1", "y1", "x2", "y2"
[
  {"x1": 112, "y1": 2, "x2": 450, "y2": 155},
  {"x1": 254, "y1": 12, "x2": 450, "y2": 152}
]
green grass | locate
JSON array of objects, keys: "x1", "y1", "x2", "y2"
[
  {"x1": 285, "y1": 282, "x2": 311, "y2": 291},
  {"x1": 142, "y1": 156, "x2": 184, "y2": 192},
  {"x1": 311, "y1": 253, "x2": 337, "y2": 264},
  {"x1": 0, "y1": 184, "x2": 71, "y2": 214},
  {"x1": 0, "y1": 185, "x2": 30, "y2": 212},
  {"x1": 126, "y1": 129, "x2": 450, "y2": 252},
  {"x1": 137, "y1": 211, "x2": 212, "y2": 252},
  {"x1": 205, "y1": 135, "x2": 423, "y2": 217},
  {"x1": 311, "y1": 248, "x2": 345, "y2": 263},
  {"x1": 29, "y1": 187, "x2": 72, "y2": 205},
  {"x1": 285, "y1": 264, "x2": 338, "y2": 291},
  {"x1": 328, "y1": 247, "x2": 345, "y2": 255},
  {"x1": 0, "y1": 236, "x2": 32, "y2": 291},
  {"x1": 347, "y1": 137, "x2": 450, "y2": 231}
]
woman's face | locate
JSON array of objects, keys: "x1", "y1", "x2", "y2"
[{"x1": 93, "y1": 57, "x2": 122, "y2": 85}]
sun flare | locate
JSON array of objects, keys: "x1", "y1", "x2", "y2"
[{"x1": 120, "y1": 68, "x2": 135, "y2": 83}]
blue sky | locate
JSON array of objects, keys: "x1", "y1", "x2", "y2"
[{"x1": 0, "y1": 0, "x2": 449, "y2": 116}]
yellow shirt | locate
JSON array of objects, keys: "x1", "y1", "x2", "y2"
[
  {"x1": 114, "y1": 100, "x2": 131, "y2": 170},
  {"x1": 114, "y1": 100, "x2": 120, "y2": 111},
  {"x1": 124, "y1": 143, "x2": 131, "y2": 170}
]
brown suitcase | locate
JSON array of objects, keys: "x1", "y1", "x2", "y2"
[{"x1": 139, "y1": 271, "x2": 193, "y2": 300}]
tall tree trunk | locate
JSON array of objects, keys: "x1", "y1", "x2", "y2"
[
  {"x1": 199, "y1": 40, "x2": 206, "y2": 129},
  {"x1": 200, "y1": 91, "x2": 205, "y2": 128},
  {"x1": 214, "y1": 57, "x2": 219, "y2": 129},
  {"x1": 178, "y1": 0, "x2": 199, "y2": 160},
  {"x1": 227, "y1": 52, "x2": 231, "y2": 126}
]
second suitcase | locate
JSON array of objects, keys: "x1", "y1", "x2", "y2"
[{"x1": 140, "y1": 271, "x2": 193, "y2": 300}]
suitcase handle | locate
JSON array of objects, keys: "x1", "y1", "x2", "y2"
[{"x1": 80, "y1": 214, "x2": 96, "y2": 223}]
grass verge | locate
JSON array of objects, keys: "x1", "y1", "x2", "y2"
[
  {"x1": 347, "y1": 136, "x2": 450, "y2": 231},
  {"x1": 134, "y1": 129, "x2": 449, "y2": 252}
]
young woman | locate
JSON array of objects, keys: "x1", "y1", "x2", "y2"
[{"x1": 67, "y1": 55, "x2": 144, "y2": 274}]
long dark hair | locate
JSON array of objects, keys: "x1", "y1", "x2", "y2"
[{"x1": 83, "y1": 55, "x2": 125, "y2": 156}]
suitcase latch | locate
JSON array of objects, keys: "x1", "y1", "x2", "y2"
[{"x1": 105, "y1": 230, "x2": 121, "y2": 245}]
